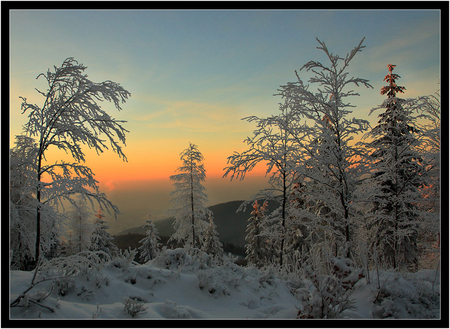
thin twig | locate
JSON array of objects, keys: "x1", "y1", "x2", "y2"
[{"x1": 28, "y1": 299, "x2": 55, "y2": 313}]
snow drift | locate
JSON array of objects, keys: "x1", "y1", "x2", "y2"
[{"x1": 9, "y1": 248, "x2": 441, "y2": 321}]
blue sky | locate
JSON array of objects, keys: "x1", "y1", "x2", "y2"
[
  {"x1": 10, "y1": 10, "x2": 441, "y2": 123},
  {"x1": 9, "y1": 9, "x2": 442, "y2": 232}
]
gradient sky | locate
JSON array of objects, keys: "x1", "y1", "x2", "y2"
[{"x1": 9, "y1": 8, "x2": 441, "y2": 234}]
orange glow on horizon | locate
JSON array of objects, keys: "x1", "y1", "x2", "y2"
[
  {"x1": 90, "y1": 157, "x2": 270, "y2": 184},
  {"x1": 36, "y1": 134, "x2": 370, "y2": 190},
  {"x1": 37, "y1": 142, "x2": 271, "y2": 189}
]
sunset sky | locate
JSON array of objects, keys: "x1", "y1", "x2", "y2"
[{"x1": 9, "y1": 8, "x2": 441, "y2": 233}]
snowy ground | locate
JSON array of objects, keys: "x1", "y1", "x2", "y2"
[{"x1": 8, "y1": 249, "x2": 442, "y2": 322}]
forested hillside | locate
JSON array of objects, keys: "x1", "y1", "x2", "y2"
[{"x1": 114, "y1": 200, "x2": 279, "y2": 256}]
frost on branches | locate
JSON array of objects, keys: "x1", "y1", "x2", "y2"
[
  {"x1": 17, "y1": 57, "x2": 130, "y2": 268},
  {"x1": 224, "y1": 38, "x2": 373, "y2": 272},
  {"x1": 10, "y1": 136, "x2": 62, "y2": 270},
  {"x1": 138, "y1": 216, "x2": 161, "y2": 263},
  {"x1": 361, "y1": 64, "x2": 430, "y2": 271},
  {"x1": 272, "y1": 38, "x2": 371, "y2": 270},
  {"x1": 298, "y1": 252, "x2": 364, "y2": 319},
  {"x1": 224, "y1": 100, "x2": 301, "y2": 267},
  {"x1": 410, "y1": 88, "x2": 441, "y2": 251},
  {"x1": 168, "y1": 143, "x2": 211, "y2": 249}
]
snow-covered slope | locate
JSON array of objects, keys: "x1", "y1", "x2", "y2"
[{"x1": 9, "y1": 248, "x2": 442, "y2": 321}]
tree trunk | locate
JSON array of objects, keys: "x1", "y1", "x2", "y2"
[
  {"x1": 35, "y1": 210, "x2": 41, "y2": 262},
  {"x1": 393, "y1": 138, "x2": 398, "y2": 270},
  {"x1": 279, "y1": 171, "x2": 287, "y2": 267},
  {"x1": 79, "y1": 217, "x2": 83, "y2": 253},
  {"x1": 34, "y1": 155, "x2": 43, "y2": 273},
  {"x1": 339, "y1": 190, "x2": 351, "y2": 258},
  {"x1": 190, "y1": 163, "x2": 195, "y2": 247},
  {"x1": 344, "y1": 206, "x2": 350, "y2": 258}
]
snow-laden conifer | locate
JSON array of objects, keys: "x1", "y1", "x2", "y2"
[
  {"x1": 362, "y1": 64, "x2": 430, "y2": 271},
  {"x1": 90, "y1": 207, "x2": 119, "y2": 258},
  {"x1": 202, "y1": 213, "x2": 223, "y2": 262},
  {"x1": 168, "y1": 143, "x2": 210, "y2": 249},
  {"x1": 138, "y1": 216, "x2": 161, "y2": 263},
  {"x1": 18, "y1": 57, "x2": 130, "y2": 269},
  {"x1": 245, "y1": 201, "x2": 270, "y2": 268}
]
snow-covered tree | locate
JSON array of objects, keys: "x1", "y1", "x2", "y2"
[
  {"x1": 284, "y1": 181, "x2": 315, "y2": 271},
  {"x1": 10, "y1": 135, "x2": 62, "y2": 270},
  {"x1": 168, "y1": 143, "x2": 210, "y2": 249},
  {"x1": 277, "y1": 38, "x2": 373, "y2": 259},
  {"x1": 244, "y1": 201, "x2": 270, "y2": 268},
  {"x1": 10, "y1": 136, "x2": 40, "y2": 270},
  {"x1": 413, "y1": 88, "x2": 441, "y2": 231},
  {"x1": 362, "y1": 64, "x2": 430, "y2": 271},
  {"x1": 416, "y1": 88, "x2": 441, "y2": 157},
  {"x1": 298, "y1": 252, "x2": 364, "y2": 319},
  {"x1": 413, "y1": 88, "x2": 441, "y2": 268},
  {"x1": 202, "y1": 213, "x2": 223, "y2": 262},
  {"x1": 67, "y1": 197, "x2": 94, "y2": 254},
  {"x1": 289, "y1": 180, "x2": 343, "y2": 273},
  {"x1": 18, "y1": 57, "x2": 130, "y2": 269},
  {"x1": 90, "y1": 207, "x2": 118, "y2": 258},
  {"x1": 10, "y1": 136, "x2": 38, "y2": 269},
  {"x1": 224, "y1": 100, "x2": 300, "y2": 267},
  {"x1": 138, "y1": 216, "x2": 161, "y2": 263}
]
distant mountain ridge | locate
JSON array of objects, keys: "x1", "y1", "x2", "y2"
[{"x1": 115, "y1": 200, "x2": 278, "y2": 247}]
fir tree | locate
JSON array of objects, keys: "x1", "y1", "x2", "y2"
[
  {"x1": 245, "y1": 201, "x2": 270, "y2": 267},
  {"x1": 138, "y1": 216, "x2": 161, "y2": 263},
  {"x1": 363, "y1": 64, "x2": 429, "y2": 271},
  {"x1": 202, "y1": 213, "x2": 223, "y2": 261},
  {"x1": 90, "y1": 207, "x2": 118, "y2": 258},
  {"x1": 168, "y1": 143, "x2": 210, "y2": 249}
]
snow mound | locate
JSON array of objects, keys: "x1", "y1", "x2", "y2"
[
  {"x1": 371, "y1": 270, "x2": 440, "y2": 319},
  {"x1": 9, "y1": 252, "x2": 441, "y2": 320}
]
